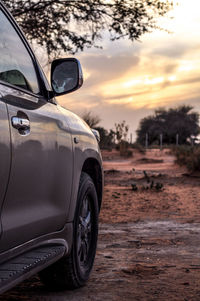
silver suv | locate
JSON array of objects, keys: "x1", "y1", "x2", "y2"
[{"x1": 0, "y1": 1, "x2": 103, "y2": 293}]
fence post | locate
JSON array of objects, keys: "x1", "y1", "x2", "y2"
[
  {"x1": 160, "y1": 133, "x2": 163, "y2": 150},
  {"x1": 130, "y1": 133, "x2": 133, "y2": 144},
  {"x1": 176, "y1": 133, "x2": 179, "y2": 146},
  {"x1": 145, "y1": 133, "x2": 148, "y2": 149}
]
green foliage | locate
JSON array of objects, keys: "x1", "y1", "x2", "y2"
[
  {"x1": 3, "y1": 0, "x2": 173, "y2": 58},
  {"x1": 136, "y1": 105, "x2": 200, "y2": 146},
  {"x1": 174, "y1": 145, "x2": 200, "y2": 172}
]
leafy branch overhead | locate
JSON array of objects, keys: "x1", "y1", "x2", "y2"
[{"x1": 3, "y1": 0, "x2": 173, "y2": 58}]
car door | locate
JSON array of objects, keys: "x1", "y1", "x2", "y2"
[
  {"x1": 0, "y1": 88, "x2": 11, "y2": 241},
  {"x1": 0, "y1": 6, "x2": 73, "y2": 251}
]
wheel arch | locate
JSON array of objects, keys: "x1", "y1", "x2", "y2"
[{"x1": 81, "y1": 158, "x2": 103, "y2": 211}]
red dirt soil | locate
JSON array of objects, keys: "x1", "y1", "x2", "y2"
[{"x1": 1, "y1": 148, "x2": 200, "y2": 301}]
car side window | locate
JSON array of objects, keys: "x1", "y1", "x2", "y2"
[{"x1": 0, "y1": 9, "x2": 39, "y2": 94}]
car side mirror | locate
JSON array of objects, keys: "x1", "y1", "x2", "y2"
[{"x1": 51, "y1": 58, "x2": 83, "y2": 96}]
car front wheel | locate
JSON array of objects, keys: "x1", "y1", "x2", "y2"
[{"x1": 39, "y1": 172, "x2": 99, "y2": 290}]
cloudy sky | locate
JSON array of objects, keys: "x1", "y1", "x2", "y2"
[{"x1": 57, "y1": 0, "x2": 200, "y2": 141}]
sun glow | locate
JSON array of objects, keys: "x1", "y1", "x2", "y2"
[
  {"x1": 144, "y1": 76, "x2": 164, "y2": 85},
  {"x1": 59, "y1": 0, "x2": 200, "y2": 137},
  {"x1": 178, "y1": 62, "x2": 195, "y2": 72},
  {"x1": 123, "y1": 76, "x2": 166, "y2": 88},
  {"x1": 123, "y1": 79, "x2": 142, "y2": 88},
  {"x1": 168, "y1": 75, "x2": 176, "y2": 81}
]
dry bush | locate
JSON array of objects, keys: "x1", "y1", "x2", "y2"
[
  {"x1": 119, "y1": 141, "x2": 133, "y2": 157},
  {"x1": 173, "y1": 145, "x2": 200, "y2": 172},
  {"x1": 131, "y1": 142, "x2": 146, "y2": 154}
]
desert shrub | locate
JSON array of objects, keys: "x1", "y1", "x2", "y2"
[
  {"x1": 119, "y1": 140, "x2": 133, "y2": 157},
  {"x1": 115, "y1": 141, "x2": 129, "y2": 151},
  {"x1": 131, "y1": 142, "x2": 146, "y2": 154},
  {"x1": 121, "y1": 149, "x2": 133, "y2": 158},
  {"x1": 173, "y1": 145, "x2": 200, "y2": 172},
  {"x1": 95, "y1": 127, "x2": 115, "y2": 150}
]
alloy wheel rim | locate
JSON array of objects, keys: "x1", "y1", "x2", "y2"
[{"x1": 77, "y1": 195, "x2": 92, "y2": 267}]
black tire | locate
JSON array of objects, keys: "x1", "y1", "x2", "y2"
[{"x1": 39, "y1": 172, "x2": 99, "y2": 290}]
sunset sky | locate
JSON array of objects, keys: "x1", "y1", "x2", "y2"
[{"x1": 58, "y1": 0, "x2": 200, "y2": 141}]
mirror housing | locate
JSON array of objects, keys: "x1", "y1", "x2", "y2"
[
  {"x1": 51, "y1": 58, "x2": 83, "y2": 96},
  {"x1": 92, "y1": 129, "x2": 100, "y2": 143}
]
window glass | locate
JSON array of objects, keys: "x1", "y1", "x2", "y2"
[{"x1": 0, "y1": 10, "x2": 39, "y2": 94}]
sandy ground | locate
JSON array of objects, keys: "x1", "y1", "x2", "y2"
[{"x1": 1, "y1": 148, "x2": 200, "y2": 300}]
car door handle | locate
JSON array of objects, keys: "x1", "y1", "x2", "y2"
[
  {"x1": 11, "y1": 116, "x2": 30, "y2": 130},
  {"x1": 74, "y1": 137, "x2": 79, "y2": 144}
]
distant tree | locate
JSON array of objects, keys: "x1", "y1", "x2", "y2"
[
  {"x1": 136, "y1": 105, "x2": 200, "y2": 145},
  {"x1": 81, "y1": 111, "x2": 101, "y2": 128},
  {"x1": 3, "y1": 0, "x2": 173, "y2": 59},
  {"x1": 95, "y1": 127, "x2": 115, "y2": 149}
]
